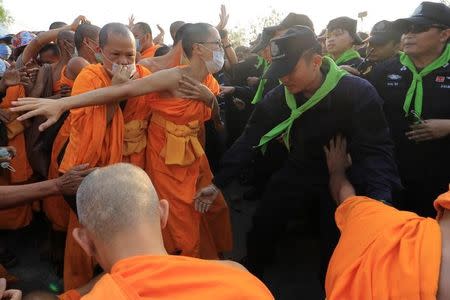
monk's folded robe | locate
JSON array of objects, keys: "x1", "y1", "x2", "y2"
[
  {"x1": 325, "y1": 194, "x2": 446, "y2": 299},
  {"x1": 82, "y1": 255, "x2": 274, "y2": 300}
]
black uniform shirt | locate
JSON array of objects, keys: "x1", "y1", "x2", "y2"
[{"x1": 214, "y1": 72, "x2": 401, "y2": 201}]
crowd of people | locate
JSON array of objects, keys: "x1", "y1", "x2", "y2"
[{"x1": 0, "y1": 1, "x2": 448, "y2": 299}]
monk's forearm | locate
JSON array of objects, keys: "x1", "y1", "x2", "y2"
[
  {"x1": 62, "y1": 71, "x2": 174, "y2": 110},
  {"x1": 0, "y1": 179, "x2": 60, "y2": 209},
  {"x1": 329, "y1": 172, "x2": 355, "y2": 205}
]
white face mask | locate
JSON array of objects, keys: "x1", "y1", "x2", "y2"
[
  {"x1": 202, "y1": 47, "x2": 225, "y2": 74},
  {"x1": 111, "y1": 62, "x2": 136, "y2": 77},
  {"x1": 101, "y1": 50, "x2": 136, "y2": 77}
]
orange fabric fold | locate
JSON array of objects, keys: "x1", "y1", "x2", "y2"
[
  {"x1": 81, "y1": 255, "x2": 274, "y2": 300},
  {"x1": 61, "y1": 64, "x2": 124, "y2": 291},
  {"x1": 0, "y1": 85, "x2": 33, "y2": 229},
  {"x1": 140, "y1": 44, "x2": 161, "y2": 59},
  {"x1": 325, "y1": 196, "x2": 441, "y2": 300}
]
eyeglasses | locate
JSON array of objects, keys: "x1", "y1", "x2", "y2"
[
  {"x1": 406, "y1": 24, "x2": 448, "y2": 34},
  {"x1": 196, "y1": 40, "x2": 223, "y2": 48}
]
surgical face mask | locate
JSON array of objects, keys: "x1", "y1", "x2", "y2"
[
  {"x1": 135, "y1": 38, "x2": 142, "y2": 52},
  {"x1": 199, "y1": 44, "x2": 224, "y2": 74},
  {"x1": 102, "y1": 50, "x2": 136, "y2": 77}
]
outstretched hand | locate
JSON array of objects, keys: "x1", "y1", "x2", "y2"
[
  {"x1": 323, "y1": 135, "x2": 352, "y2": 175},
  {"x1": 177, "y1": 75, "x2": 214, "y2": 106},
  {"x1": 194, "y1": 184, "x2": 219, "y2": 213},
  {"x1": 10, "y1": 98, "x2": 65, "y2": 131},
  {"x1": 56, "y1": 164, "x2": 96, "y2": 195}
]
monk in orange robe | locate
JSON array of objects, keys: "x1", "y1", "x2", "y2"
[
  {"x1": 71, "y1": 163, "x2": 273, "y2": 300},
  {"x1": 131, "y1": 22, "x2": 161, "y2": 60},
  {"x1": 323, "y1": 135, "x2": 450, "y2": 300},
  {"x1": 59, "y1": 23, "x2": 160, "y2": 291},
  {"x1": 0, "y1": 85, "x2": 33, "y2": 230},
  {"x1": 13, "y1": 23, "x2": 232, "y2": 261}
]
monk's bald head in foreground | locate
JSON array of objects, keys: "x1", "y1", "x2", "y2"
[
  {"x1": 74, "y1": 163, "x2": 169, "y2": 271},
  {"x1": 77, "y1": 163, "x2": 163, "y2": 241}
]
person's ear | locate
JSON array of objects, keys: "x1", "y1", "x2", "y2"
[
  {"x1": 159, "y1": 199, "x2": 169, "y2": 229},
  {"x1": 312, "y1": 54, "x2": 322, "y2": 69},
  {"x1": 73, "y1": 227, "x2": 96, "y2": 257},
  {"x1": 439, "y1": 28, "x2": 450, "y2": 43}
]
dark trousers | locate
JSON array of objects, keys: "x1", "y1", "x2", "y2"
[{"x1": 245, "y1": 163, "x2": 339, "y2": 285}]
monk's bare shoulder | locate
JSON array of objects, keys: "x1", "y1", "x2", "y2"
[
  {"x1": 213, "y1": 260, "x2": 249, "y2": 272},
  {"x1": 66, "y1": 57, "x2": 90, "y2": 80}
]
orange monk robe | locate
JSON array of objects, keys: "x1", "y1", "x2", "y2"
[
  {"x1": 144, "y1": 71, "x2": 232, "y2": 258},
  {"x1": 140, "y1": 44, "x2": 161, "y2": 59},
  {"x1": 121, "y1": 65, "x2": 153, "y2": 168},
  {"x1": 43, "y1": 66, "x2": 75, "y2": 231},
  {"x1": 325, "y1": 195, "x2": 442, "y2": 300},
  {"x1": 61, "y1": 64, "x2": 123, "y2": 291},
  {"x1": 62, "y1": 64, "x2": 155, "y2": 291},
  {"x1": 0, "y1": 85, "x2": 34, "y2": 229},
  {"x1": 82, "y1": 255, "x2": 274, "y2": 300}
]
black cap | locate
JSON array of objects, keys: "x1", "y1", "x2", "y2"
[
  {"x1": 250, "y1": 25, "x2": 281, "y2": 53},
  {"x1": 279, "y1": 13, "x2": 315, "y2": 32},
  {"x1": 251, "y1": 13, "x2": 315, "y2": 54},
  {"x1": 263, "y1": 25, "x2": 321, "y2": 79},
  {"x1": 393, "y1": 2, "x2": 450, "y2": 32},
  {"x1": 366, "y1": 20, "x2": 402, "y2": 45},
  {"x1": 327, "y1": 17, "x2": 363, "y2": 45}
]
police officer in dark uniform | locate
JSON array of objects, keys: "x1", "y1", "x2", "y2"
[
  {"x1": 325, "y1": 17, "x2": 363, "y2": 67},
  {"x1": 196, "y1": 26, "x2": 400, "y2": 285},
  {"x1": 369, "y1": 1, "x2": 450, "y2": 217},
  {"x1": 358, "y1": 20, "x2": 402, "y2": 77}
]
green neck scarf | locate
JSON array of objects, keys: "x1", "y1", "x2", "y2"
[
  {"x1": 257, "y1": 57, "x2": 347, "y2": 153},
  {"x1": 400, "y1": 44, "x2": 450, "y2": 117},
  {"x1": 252, "y1": 58, "x2": 270, "y2": 104},
  {"x1": 334, "y1": 49, "x2": 361, "y2": 66}
]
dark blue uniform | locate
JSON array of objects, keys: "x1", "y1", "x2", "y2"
[
  {"x1": 369, "y1": 55, "x2": 450, "y2": 216},
  {"x1": 214, "y1": 71, "x2": 401, "y2": 281}
]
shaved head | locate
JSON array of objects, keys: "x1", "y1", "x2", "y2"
[
  {"x1": 170, "y1": 21, "x2": 185, "y2": 40},
  {"x1": 77, "y1": 163, "x2": 161, "y2": 242},
  {"x1": 75, "y1": 24, "x2": 100, "y2": 51},
  {"x1": 99, "y1": 22, "x2": 134, "y2": 49}
]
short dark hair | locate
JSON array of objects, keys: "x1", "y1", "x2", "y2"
[
  {"x1": 154, "y1": 45, "x2": 170, "y2": 57},
  {"x1": 302, "y1": 45, "x2": 322, "y2": 62},
  {"x1": 75, "y1": 24, "x2": 101, "y2": 51},
  {"x1": 181, "y1": 23, "x2": 215, "y2": 58},
  {"x1": 99, "y1": 23, "x2": 132, "y2": 49},
  {"x1": 39, "y1": 43, "x2": 60, "y2": 57},
  {"x1": 170, "y1": 21, "x2": 185, "y2": 39},
  {"x1": 135, "y1": 22, "x2": 152, "y2": 36},
  {"x1": 49, "y1": 21, "x2": 67, "y2": 30}
]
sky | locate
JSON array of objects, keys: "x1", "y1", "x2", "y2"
[{"x1": 3, "y1": 0, "x2": 433, "y2": 44}]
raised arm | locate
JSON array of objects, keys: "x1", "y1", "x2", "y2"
[
  {"x1": 11, "y1": 68, "x2": 180, "y2": 131},
  {"x1": 19, "y1": 16, "x2": 87, "y2": 67}
]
